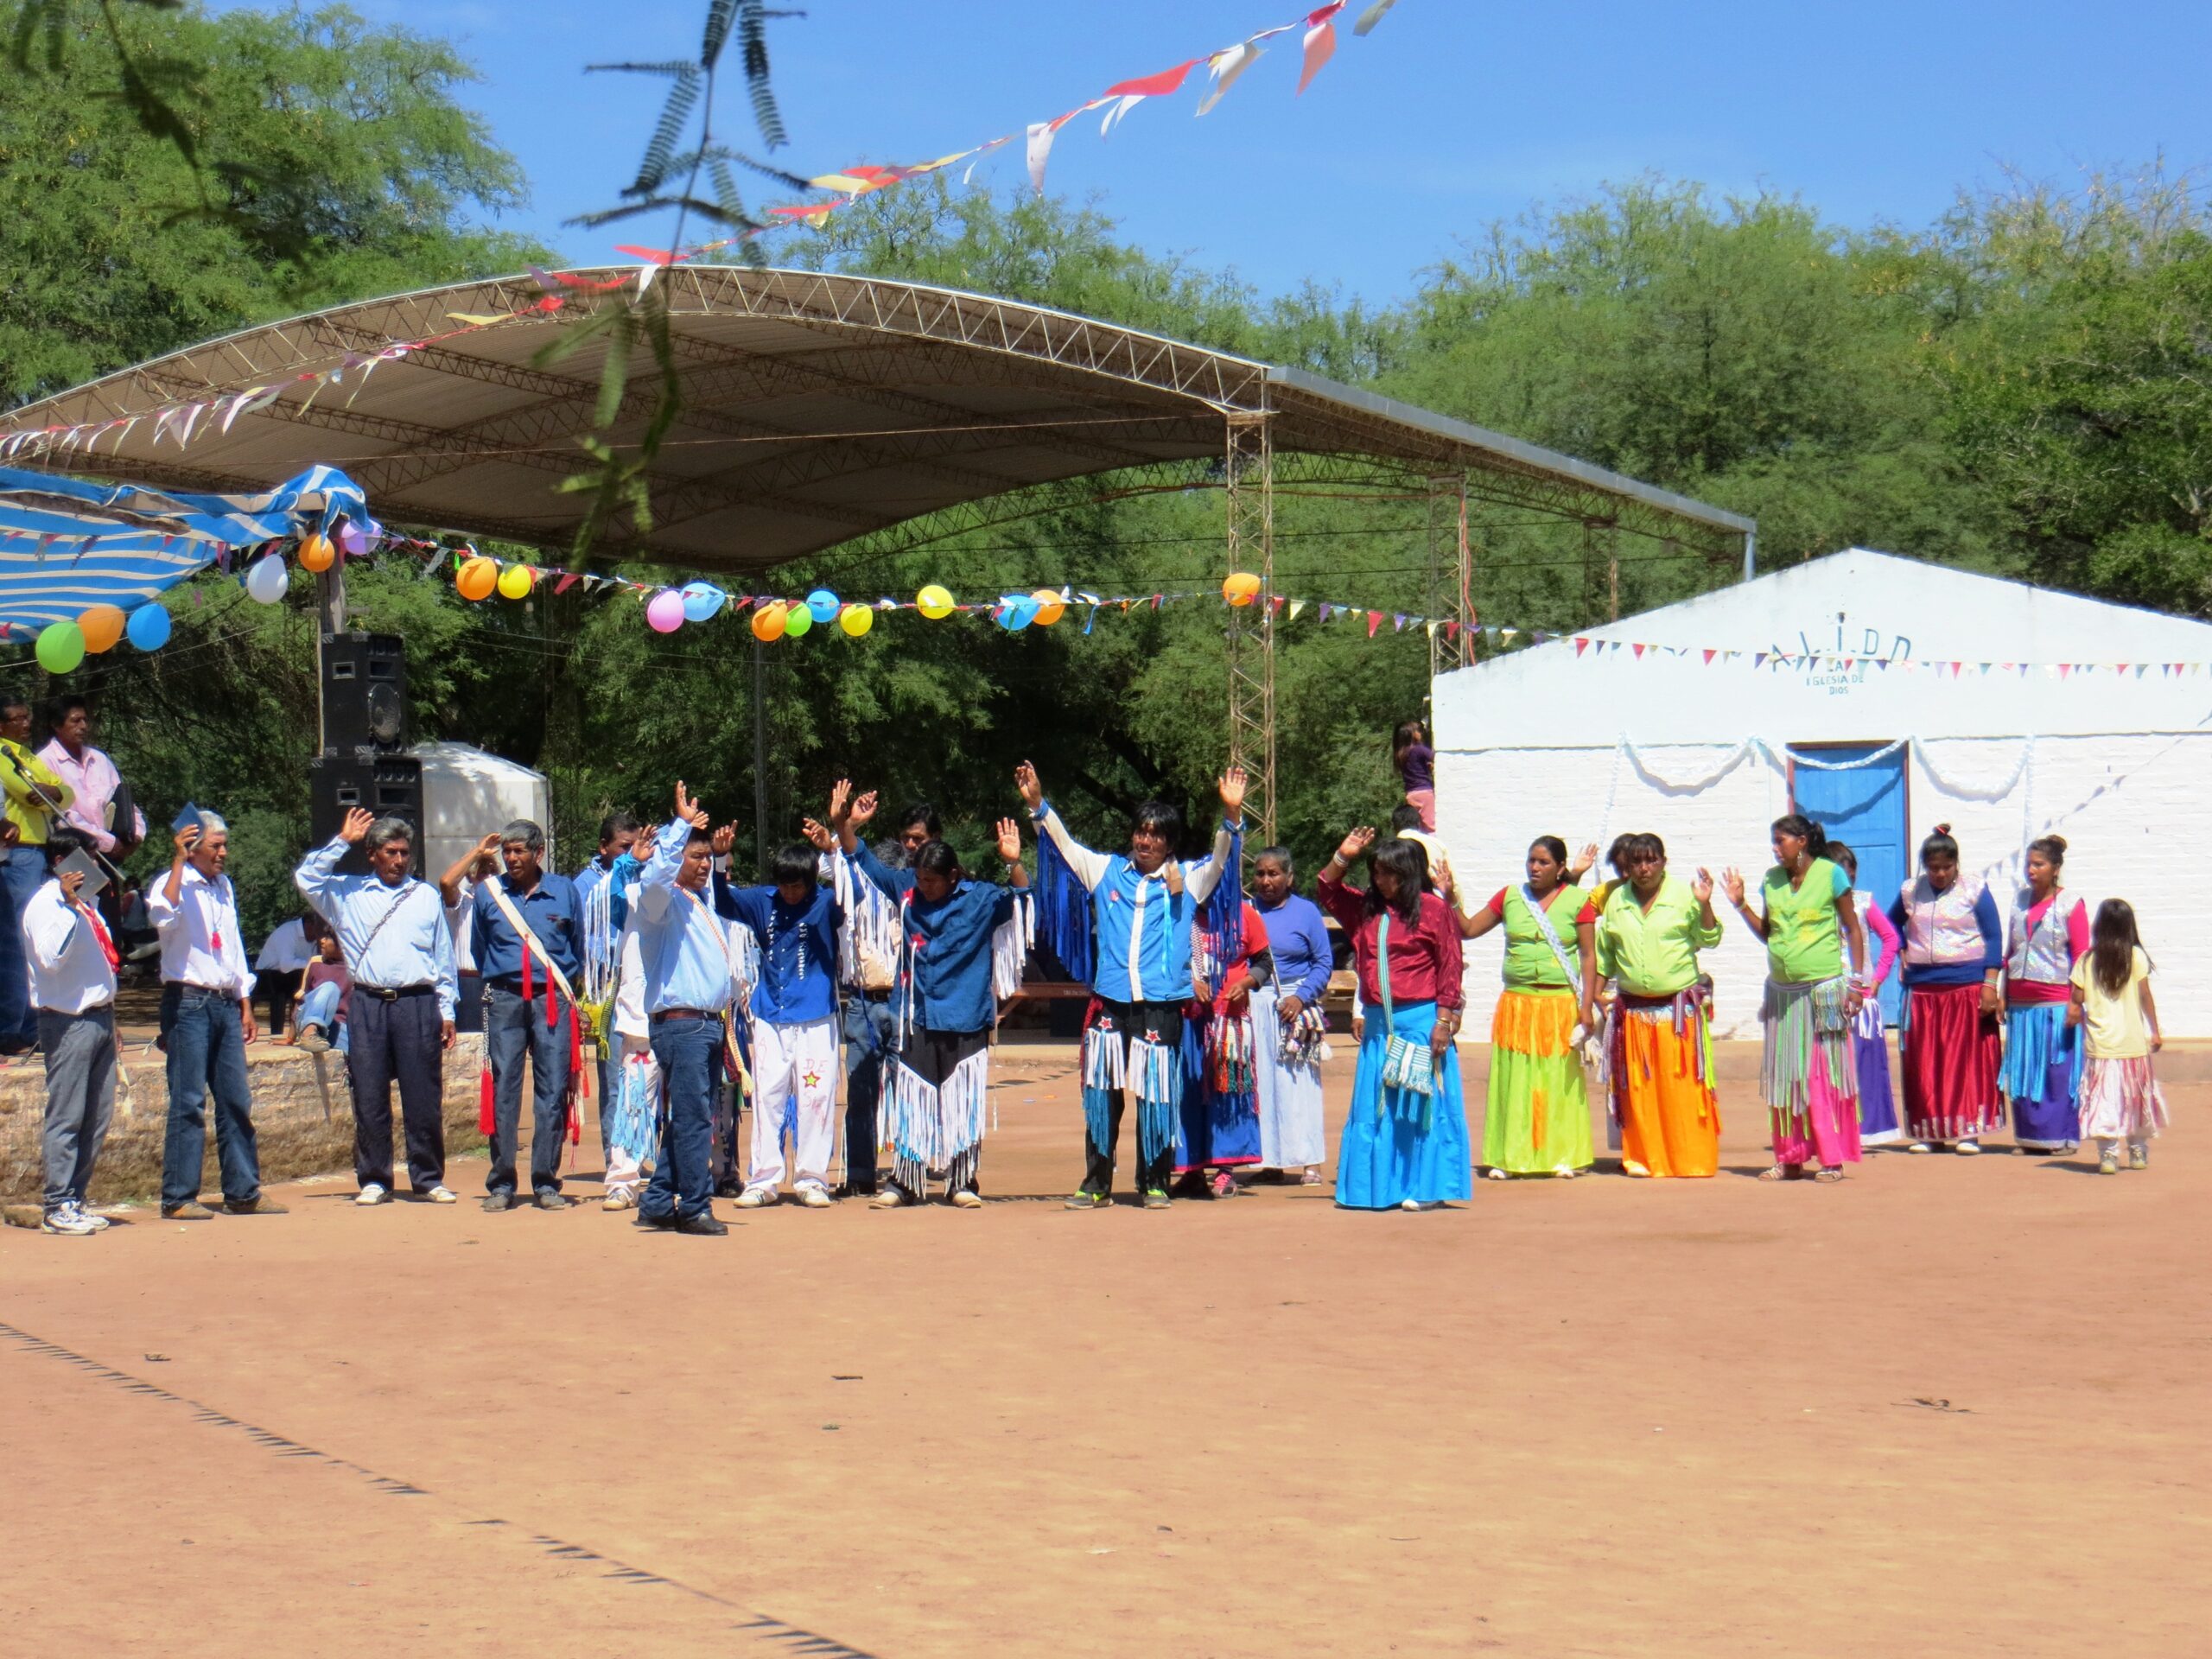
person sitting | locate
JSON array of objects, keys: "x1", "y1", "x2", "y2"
[{"x1": 293, "y1": 919, "x2": 352, "y2": 1056}]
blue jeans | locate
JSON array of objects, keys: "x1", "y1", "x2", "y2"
[
  {"x1": 483, "y1": 984, "x2": 572, "y2": 1197},
  {"x1": 298, "y1": 981, "x2": 349, "y2": 1054},
  {"x1": 0, "y1": 849, "x2": 46, "y2": 1047},
  {"x1": 642, "y1": 1014, "x2": 721, "y2": 1222},
  {"x1": 842, "y1": 994, "x2": 895, "y2": 1192},
  {"x1": 160, "y1": 985, "x2": 261, "y2": 1206}
]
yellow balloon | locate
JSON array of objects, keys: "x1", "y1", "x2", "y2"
[
  {"x1": 1223, "y1": 570, "x2": 1262, "y2": 607},
  {"x1": 839, "y1": 603, "x2": 874, "y2": 638},
  {"x1": 456, "y1": 556, "x2": 498, "y2": 601},
  {"x1": 752, "y1": 601, "x2": 787, "y2": 642},
  {"x1": 497, "y1": 563, "x2": 536, "y2": 601},
  {"x1": 298, "y1": 533, "x2": 335, "y2": 573},
  {"x1": 916, "y1": 583, "x2": 955, "y2": 620},
  {"x1": 1030, "y1": 588, "x2": 1065, "y2": 626},
  {"x1": 78, "y1": 604, "x2": 125, "y2": 654}
]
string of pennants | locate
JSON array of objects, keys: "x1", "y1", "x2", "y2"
[{"x1": 1567, "y1": 636, "x2": 2212, "y2": 679}]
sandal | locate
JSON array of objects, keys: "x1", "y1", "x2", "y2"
[
  {"x1": 1814, "y1": 1166, "x2": 1846, "y2": 1183},
  {"x1": 1758, "y1": 1163, "x2": 1802, "y2": 1182}
]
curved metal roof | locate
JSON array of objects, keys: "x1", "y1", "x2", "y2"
[{"x1": 0, "y1": 266, "x2": 1752, "y2": 573}]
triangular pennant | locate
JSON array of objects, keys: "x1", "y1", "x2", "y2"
[
  {"x1": 1366, "y1": 610, "x2": 1383, "y2": 639},
  {"x1": 1702, "y1": 648, "x2": 1715, "y2": 664},
  {"x1": 1574, "y1": 637, "x2": 1590, "y2": 657},
  {"x1": 1631, "y1": 642, "x2": 1646, "y2": 659},
  {"x1": 1197, "y1": 41, "x2": 1265, "y2": 115},
  {"x1": 1298, "y1": 3, "x2": 1344, "y2": 93},
  {"x1": 1289, "y1": 600, "x2": 1307, "y2": 622}
]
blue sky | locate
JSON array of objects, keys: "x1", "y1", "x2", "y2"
[{"x1": 256, "y1": 1, "x2": 2207, "y2": 304}]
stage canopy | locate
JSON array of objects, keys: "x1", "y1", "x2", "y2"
[{"x1": 0, "y1": 267, "x2": 1755, "y2": 575}]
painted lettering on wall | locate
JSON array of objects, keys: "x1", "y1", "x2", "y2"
[{"x1": 1770, "y1": 611, "x2": 1914, "y2": 664}]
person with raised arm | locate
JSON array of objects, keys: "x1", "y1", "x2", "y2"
[
  {"x1": 24, "y1": 828, "x2": 119, "y2": 1235},
  {"x1": 1018, "y1": 760, "x2": 1244, "y2": 1211},
  {"x1": 296, "y1": 809, "x2": 458, "y2": 1206},
  {"x1": 836, "y1": 790, "x2": 1029, "y2": 1206},
  {"x1": 1315, "y1": 827, "x2": 1470, "y2": 1211},
  {"x1": 1722, "y1": 813, "x2": 1866, "y2": 1182}
]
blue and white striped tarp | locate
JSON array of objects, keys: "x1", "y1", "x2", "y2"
[{"x1": 0, "y1": 464, "x2": 366, "y2": 632}]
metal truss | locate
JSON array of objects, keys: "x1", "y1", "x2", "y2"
[{"x1": 1224, "y1": 412, "x2": 1276, "y2": 845}]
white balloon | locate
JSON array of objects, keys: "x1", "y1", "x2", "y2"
[{"x1": 244, "y1": 554, "x2": 289, "y2": 605}]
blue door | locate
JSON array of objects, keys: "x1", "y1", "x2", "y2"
[{"x1": 1789, "y1": 743, "x2": 1908, "y2": 1023}]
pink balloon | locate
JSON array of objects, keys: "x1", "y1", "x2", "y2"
[
  {"x1": 337, "y1": 521, "x2": 368, "y2": 557},
  {"x1": 646, "y1": 588, "x2": 686, "y2": 633}
]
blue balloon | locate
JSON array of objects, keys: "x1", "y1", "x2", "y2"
[
  {"x1": 681, "y1": 581, "x2": 726, "y2": 622},
  {"x1": 997, "y1": 594, "x2": 1038, "y2": 632},
  {"x1": 124, "y1": 602, "x2": 171, "y2": 651},
  {"x1": 805, "y1": 588, "x2": 840, "y2": 623}
]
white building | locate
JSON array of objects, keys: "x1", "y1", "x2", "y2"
[{"x1": 1433, "y1": 549, "x2": 2212, "y2": 1037}]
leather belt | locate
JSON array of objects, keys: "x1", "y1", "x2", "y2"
[
  {"x1": 651, "y1": 1007, "x2": 723, "y2": 1023},
  {"x1": 359, "y1": 983, "x2": 435, "y2": 1001}
]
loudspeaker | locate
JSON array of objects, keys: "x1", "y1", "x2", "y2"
[
  {"x1": 308, "y1": 753, "x2": 423, "y2": 875},
  {"x1": 319, "y1": 632, "x2": 407, "y2": 754}
]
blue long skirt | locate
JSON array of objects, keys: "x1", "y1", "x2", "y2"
[
  {"x1": 1335, "y1": 1000, "x2": 1472, "y2": 1210},
  {"x1": 1853, "y1": 1007, "x2": 1901, "y2": 1146},
  {"x1": 2002, "y1": 1001, "x2": 2082, "y2": 1149}
]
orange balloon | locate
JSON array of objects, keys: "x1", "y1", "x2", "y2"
[
  {"x1": 455, "y1": 556, "x2": 498, "y2": 601},
  {"x1": 78, "y1": 604, "x2": 125, "y2": 654},
  {"x1": 752, "y1": 601, "x2": 788, "y2": 643},
  {"x1": 1223, "y1": 571, "x2": 1262, "y2": 607},
  {"x1": 298, "y1": 533, "x2": 335, "y2": 573},
  {"x1": 1030, "y1": 588, "x2": 1066, "y2": 626}
]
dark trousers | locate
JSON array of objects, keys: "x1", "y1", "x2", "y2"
[
  {"x1": 255, "y1": 967, "x2": 302, "y2": 1036},
  {"x1": 0, "y1": 850, "x2": 45, "y2": 1048},
  {"x1": 484, "y1": 984, "x2": 572, "y2": 1197},
  {"x1": 349, "y1": 989, "x2": 446, "y2": 1192},
  {"x1": 842, "y1": 993, "x2": 895, "y2": 1192},
  {"x1": 1082, "y1": 998, "x2": 1181, "y2": 1197},
  {"x1": 643, "y1": 1014, "x2": 721, "y2": 1222},
  {"x1": 159, "y1": 985, "x2": 261, "y2": 1206}
]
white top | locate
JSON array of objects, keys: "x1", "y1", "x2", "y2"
[
  {"x1": 145, "y1": 861, "x2": 251, "y2": 995},
  {"x1": 22, "y1": 878, "x2": 116, "y2": 1014},
  {"x1": 255, "y1": 916, "x2": 315, "y2": 972}
]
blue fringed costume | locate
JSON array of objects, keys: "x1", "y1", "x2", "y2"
[{"x1": 1030, "y1": 798, "x2": 1240, "y2": 1200}]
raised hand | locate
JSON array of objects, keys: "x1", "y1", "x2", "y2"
[
  {"x1": 1013, "y1": 760, "x2": 1043, "y2": 811},
  {"x1": 1692, "y1": 867, "x2": 1715, "y2": 903},
  {"x1": 674, "y1": 780, "x2": 708, "y2": 831},
  {"x1": 338, "y1": 807, "x2": 373, "y2": 845},
  {"x1": 994, "y1": 817, "x2": 1022, "y2": 862},
  {"x1": 1720, "y1": 867, "x2": 1747, "y2": 907},
  {"x1": 471, "y1": 831, "x2": 502, "y2": 874},
  {"x1": 1336, "y1": 825, "x2": 1376, "y2": 865},
  {"x1": 709, "y1": 823, "x2": 736, "y2": 858},
  {"x1": 1569, "y1": 842, "x2": 1599, "y2": 878},
  {"x1": 1218, "y1": 765, "x2": 1249, "y2": 816},
  {"x1": 849, "y1": 791, "x2": 880, "y2": 829},
  {"x1": 172, "y1": 824, "x2": 201, "y2": 860},
  {"x1": 827, "y1": 778, "x2": 853, "y2": 826},
  {"x1": 799, "y1": 817, "x2": 836, "y2": 853},
  {"x1": 59, "y1": 867, "x2": 86, "y2": 903},
  {"x1": 632, "y1": 823, "x2": 659, "y2": 861}
]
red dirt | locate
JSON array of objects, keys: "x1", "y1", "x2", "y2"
[{"x1": 3, "y1": 1042, "x2": 2203, "y2": 1657}]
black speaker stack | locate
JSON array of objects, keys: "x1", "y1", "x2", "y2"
[{"x1": 309, "y1": 632, "x2": 420, "y2": 872}]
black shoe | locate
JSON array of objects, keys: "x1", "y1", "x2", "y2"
[
  {"x1": 633, "y1": 1211, "x2": 677, "y2": 1230},
  {"x1": 533, "y1": 1190, "x2": 573, "y2": 1211},
  {"x1": 712, "y1": 1179, "x2": 744, "y2": 1199},
  {"x1": 675, "y1": 1212, "x2": 728, "y2": 1236},
  {"x1": 480, "y1": 1193, "x2": 518, "y2": 1213}
]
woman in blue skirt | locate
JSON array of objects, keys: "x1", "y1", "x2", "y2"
[
  {"x1": 1316, "y1": 827, "x2": 1471, "y2": 1211},
  {"x1": 2001, "y1": 835, "x2": 2087, "y2": 1153}
]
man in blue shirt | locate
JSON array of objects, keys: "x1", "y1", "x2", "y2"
[
  {"x1": 453, "y1": 820, "x2": 582, "y2": 1213},
  {"x1": 632, "y1": 783, "x2": 741, "y2": 1236},
  {"x1": 296, "y1": 809, "x2": 459, "y2": 1206},
  {"x1": 572, "y1": 811, "x2": 639, "y2": 1166}
]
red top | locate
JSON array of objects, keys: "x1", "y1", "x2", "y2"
[
  {"x1": 1315, "y1": 878, "x2": 1464, "y2": 1010},
  {"x1": 303, "y1": 957, "x2": 353, "y2": 1025}
]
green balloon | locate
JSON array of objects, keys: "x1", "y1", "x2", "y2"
[
  {"x1": 782, "y1": 602, "x2": 814, "y2": 639},
  {"x1": 35, "y1": 622, "x2": 85, "y2": 674}
]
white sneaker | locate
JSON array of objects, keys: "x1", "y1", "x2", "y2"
[
  {"x1": 601, "y1": 1187, "x2": 637, "y2": 1212},
  {"x1": 426, "y1": 1185, "x2": 458, "y2": 1204},
  {"x1": 870, "y1": 1187, "x2": 906, "y2": 1209},
  {"x1": 41, "y1": 1203, "x2": 99, "y2": 1236},
  {"x1": 734, "y1": 1186, "x2": 775, "y2": 1209},
  {"x1": 77, "y1": 1205, "x2": 111, "y2": 1231},
  {"x1": 1955, "y1": 1141, "x2": 1981, "y2": 1156},
  {"x1": 355, "y1": 1183, "x2": 389, "y2": 1206},
  {"x1": 950, "y1": 1190, "x2": 983, "y2": 1210},
  {"x1": 1906, "y1": 1141, "x2": 1932, "y2": 1154},
  {"x1": 798, "y1": 1185, "x2": 833, "y2": 1209}
]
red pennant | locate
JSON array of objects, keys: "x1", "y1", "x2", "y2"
[
  {"x1": 1573, "y1": 637, "x2": 1590, "y2": 657},
  {"x1": 1701, "y1": 648, "x2": 1715, "y2": 664},
  {"x1": 554, "y1": 572, "x2": 578, "y2": 594},
  {"x1": 1366, "y1": 611, "x2": 1383, "y2": 639},
  {"x1": 1631, "y1": 642, "x2": 1646, "y2": 659}
]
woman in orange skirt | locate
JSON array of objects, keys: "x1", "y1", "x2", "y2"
[{"x1": 1594, "y1": 833, "x2": 1725, "y2": 1177}]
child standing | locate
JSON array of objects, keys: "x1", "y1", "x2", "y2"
[
  {"x1": 2068, "y1": 899, "x2": 2167, "y2": 1175},
  {"x1": 1393, "y1": 719, "x2": 1436, "y2": 832}
]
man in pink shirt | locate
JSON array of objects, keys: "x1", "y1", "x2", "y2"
[{"x1": 38, "y1": 696, "x2": 143, "y2": 858}]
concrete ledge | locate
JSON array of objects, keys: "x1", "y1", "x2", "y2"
[{"x1": 0, "y1": 1034, "x2": 488, "y2": 1205}]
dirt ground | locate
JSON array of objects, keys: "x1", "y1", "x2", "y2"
[{"x1": 2, "y1": 1039, "x2": 2203, "y2": 1658}]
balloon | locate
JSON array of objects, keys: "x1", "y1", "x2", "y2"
[
  {"x1": 752, "y1": 601, "x2": 788, "y2": 642},
  {"x1": 995, "y1": 594, "x2": 1037, "y2": 632},
  {"x1": 298, "y1": 533, "x2": 335, "y2": 573},
  {"x1": 1223, "y1": 570, "x2": 1262, "y2": 607},
  {"x1": 336, "y1": 521, "x2": 369, "y2": 557},
  {"x1": 78, "y1": 605, "x2": 125, "y2": 654},
  {"x1": 497, "y1": 563, "x2": 536, "y2": 601},
  {"x1": 1031, "y1": 588, "x2": 1066, "y2": 626},
  {"x1": 245, "y1": 553, "x2": 289, "y2": 605},
  {"x1": 805, "y1": 588, "x2": 840, "y2": 623},
  {"x1": 645, "y1": 589, "x2": 686, "y2": 633},
  {"x1": 681, "y1": 581, "x2": 726, "y2": 622},
  {"x1": 916, "y1": 583, "x2": 955, "y2": 620},
  {"x1": 838, "y1": 603, "x2": 874, "y2": 638},
  {"x1": 455, "y1": 556, "x2": 498, "y2": 601},
  {"x1": 35, "y1": 622, "x2": 85, "y2": 674},
  {"x1": 783, "y1": 601, "x2": 814, "y2": 639},
  {"x1": 125, "y1": 602, "x2": 171, "y2": 651}
]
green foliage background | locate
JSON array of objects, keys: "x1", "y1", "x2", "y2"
[{"x1": 4, "y1": 2, "x2": 2209, "y2": 939}]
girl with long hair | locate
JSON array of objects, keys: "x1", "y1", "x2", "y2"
[
  {"x1": 1825, "y1": 842, "x2": 1903, "y2": 1147},
  {"x1": 2001, "y1": 835, "x2": 2088, "y2": 1153},
  {"x1": 1393, "y1": 718, "x2": 1436, "y2": 832},
  {"x1": 1886, "y1": 824, "x2": 2005, "y2": 1154},
  {"x1": 2069, "y1": 899, "x2": 2167, "y2": 1175}
]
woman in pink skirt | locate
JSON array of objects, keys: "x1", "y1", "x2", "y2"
[
  {"x1": 1886, "y1": 825, "x2": 2005, "y2": 1155},
  {"x1": 2069, "y1": 899, "x2": 2168, "y2": 1176}
]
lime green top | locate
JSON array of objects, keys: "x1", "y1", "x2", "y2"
[
  {"x1": 1760, "y1": 857, "x2": 1849, "y2": 983},
  {"x1": 1492, "y1": 882, "x2": 1594, "y2": 991}
]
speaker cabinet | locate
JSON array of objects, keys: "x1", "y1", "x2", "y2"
[
  {"x1": 308, "y1": 753, "x2": 423, "y2": 875},
  {"x1": 319, "y1": 632, "x2": 407, "y2": 754}
]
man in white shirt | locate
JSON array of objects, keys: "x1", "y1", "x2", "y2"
[
  {"x1": 254, "y1": 912, "x2": 316, "y2": 1034},
  {"x1": 147, "y1": 811, "x2": 284, "y2": 1220},
  {"x1": 22, "y1": 829, "x2": 118, "y2": 1236}
]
